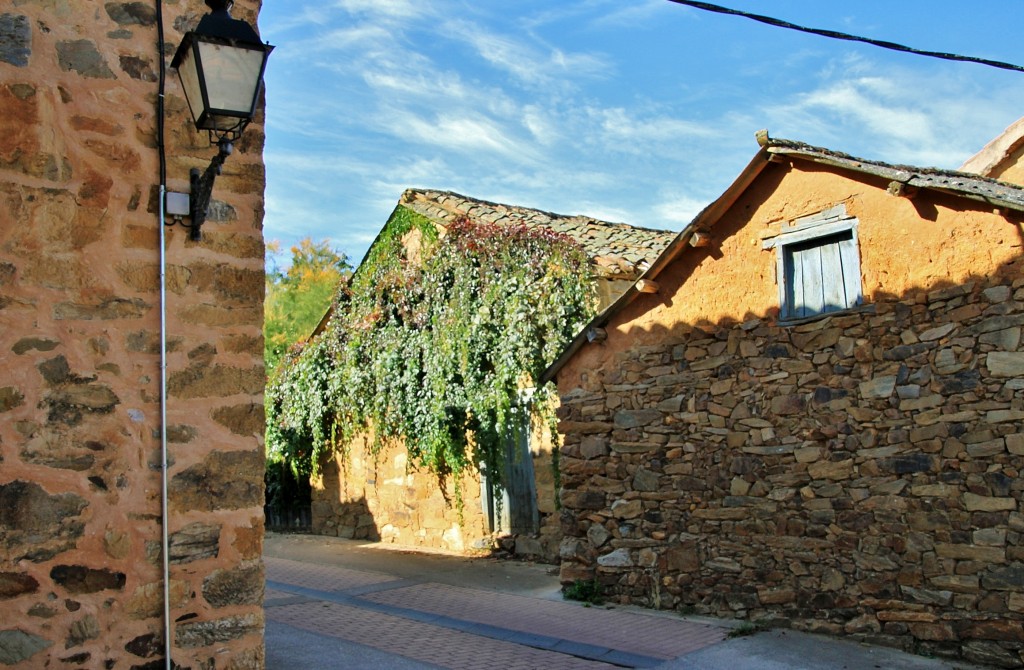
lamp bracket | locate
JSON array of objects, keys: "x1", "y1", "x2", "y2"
[{"x1": 188, "y1": 139, "x2": 233, "y2": 241}]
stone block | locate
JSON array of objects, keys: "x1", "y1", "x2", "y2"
[
  {"x1": 175, "y1": 613, "x2": 263, "y2": 649},
  {"x1": 611, "y1": 498, "x2": 643, "y2": 519},
  {"x1": 757, "y1": 587, "x2": 795, "y2": 605},
  {"x1": 586, "y1": 524, "x2": 610, "y2": 549},
  {"x1": 597, "y1": 548, "x2": 632, "y2": 567},
  {"x1": 614, "y1": 409, "x2": 663, "y2": 429},
  {"x1": 900, "y1": 586, "x2": 952, "y2": 606},
  {"x1": 908, "y1": 622, "x2": 955, "y2": 641},
  {"x1": 202, "y1": 562, "x2": 264, "y2": 607},
  {"x1": 0, "y1": 480, "x2": 87, "y2": 563},
  {"x1": 0, "y1": 629, "x2": 52, "y2": 664},
  {"x1": 167, "y1": 364, "x2": 263, "y2": 399},
  {"x1": 169, "y1": 450, "x2": 263, "y2": 512},
  {"x1": 935, "y1": 544, "x2": 1005, "y2": 563},
  {"x1": 859, "y1": 376, "x2": 896, "y2": 399},
  {"x1": 987, "y1": 352, "x2": 1024, "y2": 377},
  {"x1": 632, "y1": 468, "x2": 659, "y2": 492},
  {"x1": 770, "y1": 393, "x2": 805, "y2": 415},
  {"x1": 706, "y1": 557, "x2": 742, "y2": 573},
  {"x1": 580, "y1": 435, "x2": 608, "y2": 459},
  {"x1": 808, "y1": 459, "x2": 853, "y2": 481},
  {"x1": 962, "y1": 640, "x2": 1023, "y2": 669},
  {"x1": 0, "y1": 573, "x2": 38, "y2": 599},
  {"x1": 959, "y1": 620, "x2": 1024, "y2": 642},
  {"x1": 0, "y1": 14, "x2": 30, "y2": 67},
  {"x1": 963, "y1": 493, "x2": 1016, "y2": 512},
  {"x1": 169, "y1": 523, "x2": 221, "y2": 564},
  {"x1": 559, "y1": 562, "x2": 595, "y2": 584},
  {"x1": 66, "y1": 614, "x2": 99, "y2": 647},
  {"x1": 0, "y1": 387, "x2": 23, "y2": 412},
  {"x1": 50, "y1": 565, "x2": 125, "y2": 593},
  {"x1": 104, "y1": 2, "x2": 157, "y2": 25},
  {"x1": 982, "y1": 565, "x2": 1024, "y2": 591},
  {"x1": 987, "y1": 410, "x2": 1024, "y2": 424},
  {"x1": 56, "y1": 39, "x2": 114, "y2": 78},
  {"x1": 212, "y1": 403, "x2": 265, "y2": 436}
]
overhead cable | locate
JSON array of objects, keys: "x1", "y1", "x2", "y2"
[{"x1": 666, "y1": 0, "x2": 1024, "y2": 74}]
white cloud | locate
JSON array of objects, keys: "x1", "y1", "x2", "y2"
[
  {"x1": 650, "y1": 194, "x2": 708, "y2": 227},
  {"x1": 331, "y1": 0, "x2": 426, "y2": 20},
  {"x1": 390, "y1": 111, "x2": 539, "y2": 162},
  {"x1": 760, "y1": 58, "x2": 1024, "y2": 168},
  {"x1": 594, "y1": 108, "x2": 720, "y2": 154},
  {"x1": 445, "y1": 19, "x2": 609, "y2": 90}
]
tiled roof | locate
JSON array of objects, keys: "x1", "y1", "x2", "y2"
[
  {"x1": 765, "y1": 136, "x2": 1024, "y2": 212},
  {"x1": 400, "y1": 189, "x2": 677, "y2": 279}
]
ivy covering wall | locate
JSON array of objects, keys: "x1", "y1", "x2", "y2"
[{"x1": 265, "y1": 205, "x2": 597, "y2": 499}]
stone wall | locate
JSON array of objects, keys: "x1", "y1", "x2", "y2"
[
  {"x1": 557, "y1": 278, "x2": 1024, "y2": 667},
  {"x1": 1, "y1": 1, "x2": 266, "y2": 667},
  {"x1": 313, "y1": 420, "x2": 563, "y2": 560}
]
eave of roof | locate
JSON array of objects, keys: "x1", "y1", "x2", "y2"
[{"x1": 540, "y1": 133, "x2": 1024, "y2": 385}]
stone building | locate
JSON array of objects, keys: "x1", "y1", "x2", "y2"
[
  {"x1": 310, "y1": 188, "x2": 675, "y2": 559},
  {"x1": 544, "y1": 126, "x2": 1024, "y2": 667},
  {"x1": 1, "y1": 1, "x2": 267, "y2": 667}
]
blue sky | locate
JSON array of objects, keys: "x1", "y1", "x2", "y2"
[{"x1": 259, "y1": 1, "x2": 1024, "y2": 267}]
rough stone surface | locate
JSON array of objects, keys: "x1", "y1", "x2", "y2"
[
  {"x1": 0, "y1": 14, "x2": 30, "y2": 67},
  {"x1": 211, "y1": 403, "x2": 264, "y2": 436},
  {"x1": 0, "y1": 481, "x2": 87, "y2": 562},
  {"x1": 0, "y1": 0, "x2": 267, "y2": 665},
  {"x1": 175, "y1": 613, "x2": 263, "y2": 649},
  {"x1": 0, "y1": 572, "x2": 38, "y2": 599},
  {"x1": 557, "y1": 277, "x2": 1024, "y2": 666},
  {"x1": 104, "y1": 2, "x2": 156, "y2": 25},
  {"x1": 169, "y1": 451, "x2": 263, "y2": 512},
  {"x1": 201, "y1": 562, "x2": 264, "y2": 608},
  {"x1": 0, "y1": 629, "x2": 51, "y2": 664},
  {"x1": 169, "y1": 522, "x2": 221, "y2": 564},
  {"x1": 50, "y1": 565, "x2": 126, "y2": 594},
  {"x1": 55, "y1": 40, "x2": 114, "y2": 79}
]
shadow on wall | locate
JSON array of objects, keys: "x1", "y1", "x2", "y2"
[
  {"x1": 556, "y1": 233, "x2": 1024, "y2": 662},
  {"x1": 313, "y1": 494, "x2": 381, "y2": 541}
]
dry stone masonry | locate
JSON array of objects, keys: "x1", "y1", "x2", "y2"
[
  {"x1": 558, "y1": 280, "x2": 1024, "y2": 668},
  {"x1": 1, "y1": 1, "x2": 267, "y2": 667}
]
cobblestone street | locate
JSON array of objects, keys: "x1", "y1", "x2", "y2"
[{"x1": 263, "y1": 534, "x2": 980, "y2": 670}]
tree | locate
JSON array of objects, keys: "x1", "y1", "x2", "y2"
[{"x1": 264, "y1": 238, "x2": 350, "y2": 375}]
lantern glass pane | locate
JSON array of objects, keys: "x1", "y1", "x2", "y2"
[
  {"x1": 197, "y1": 40, "x2": 265, "y2": 117},
  {"x1": 176, "y1": 44, "x2": 207, "y2": 128}
]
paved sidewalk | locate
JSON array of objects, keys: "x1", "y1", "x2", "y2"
[{"x1": 264, "y1": 534, "x2": 981, "y2": 670}]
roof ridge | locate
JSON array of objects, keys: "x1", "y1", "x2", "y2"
[{"x1": 401, "y1": 187, "x2": 678, "y2": 235}]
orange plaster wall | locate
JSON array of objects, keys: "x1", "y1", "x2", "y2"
[
  {"x1": 562, "y1": 160, "x2": 1024, "y2": 388},
  {"x1": 989, "y1": 144, "x2": 1024, "y2": 187}
]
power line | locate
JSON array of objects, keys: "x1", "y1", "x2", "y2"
[{"x1": 666, "y1": 0, "x2": 1024, "y2": 74}]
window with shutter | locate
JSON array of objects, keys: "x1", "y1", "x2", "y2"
[{"x1": 763, "y1": 205, "x2": 863, "y2": 322}]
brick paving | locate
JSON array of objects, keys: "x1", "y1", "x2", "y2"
[
  {"x1": 360, "y1": 582, "x2": 726, "y2": 660},
  {"x1": 264, "y1": 554, "x2": 728, "y2": 669},
  {"x1": 270, "y1": 599, "x2": 621, "y2": 670}
]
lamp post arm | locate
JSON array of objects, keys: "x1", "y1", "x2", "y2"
[{"x1": 189, "y1": 139, "x2": 233, "y2": 241}]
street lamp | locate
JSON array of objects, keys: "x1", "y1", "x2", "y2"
[{"x1": 171, "y1": 0, "x2": 273, "y2": 240}]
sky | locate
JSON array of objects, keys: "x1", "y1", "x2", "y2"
[{"x1": 258, "y1": 1, "x2": 1024, "y2": 268}]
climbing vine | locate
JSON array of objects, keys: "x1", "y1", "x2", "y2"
[{"x1": 265, "y1": 205, "x2": 597, "y2": 499}]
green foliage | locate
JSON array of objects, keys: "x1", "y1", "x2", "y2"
[
  {"x1": 563, "y1": 579, "x2": 604, "y2": 605},
  {"x1": 727, "y1": 621, "x2": 767, "y2": 638},
  {"x1": 264, "y1": 238, "x2": 351, "y2": 376},
  {"x1": 265, "y1": 206, "x2": 596, "y2": 495}
]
